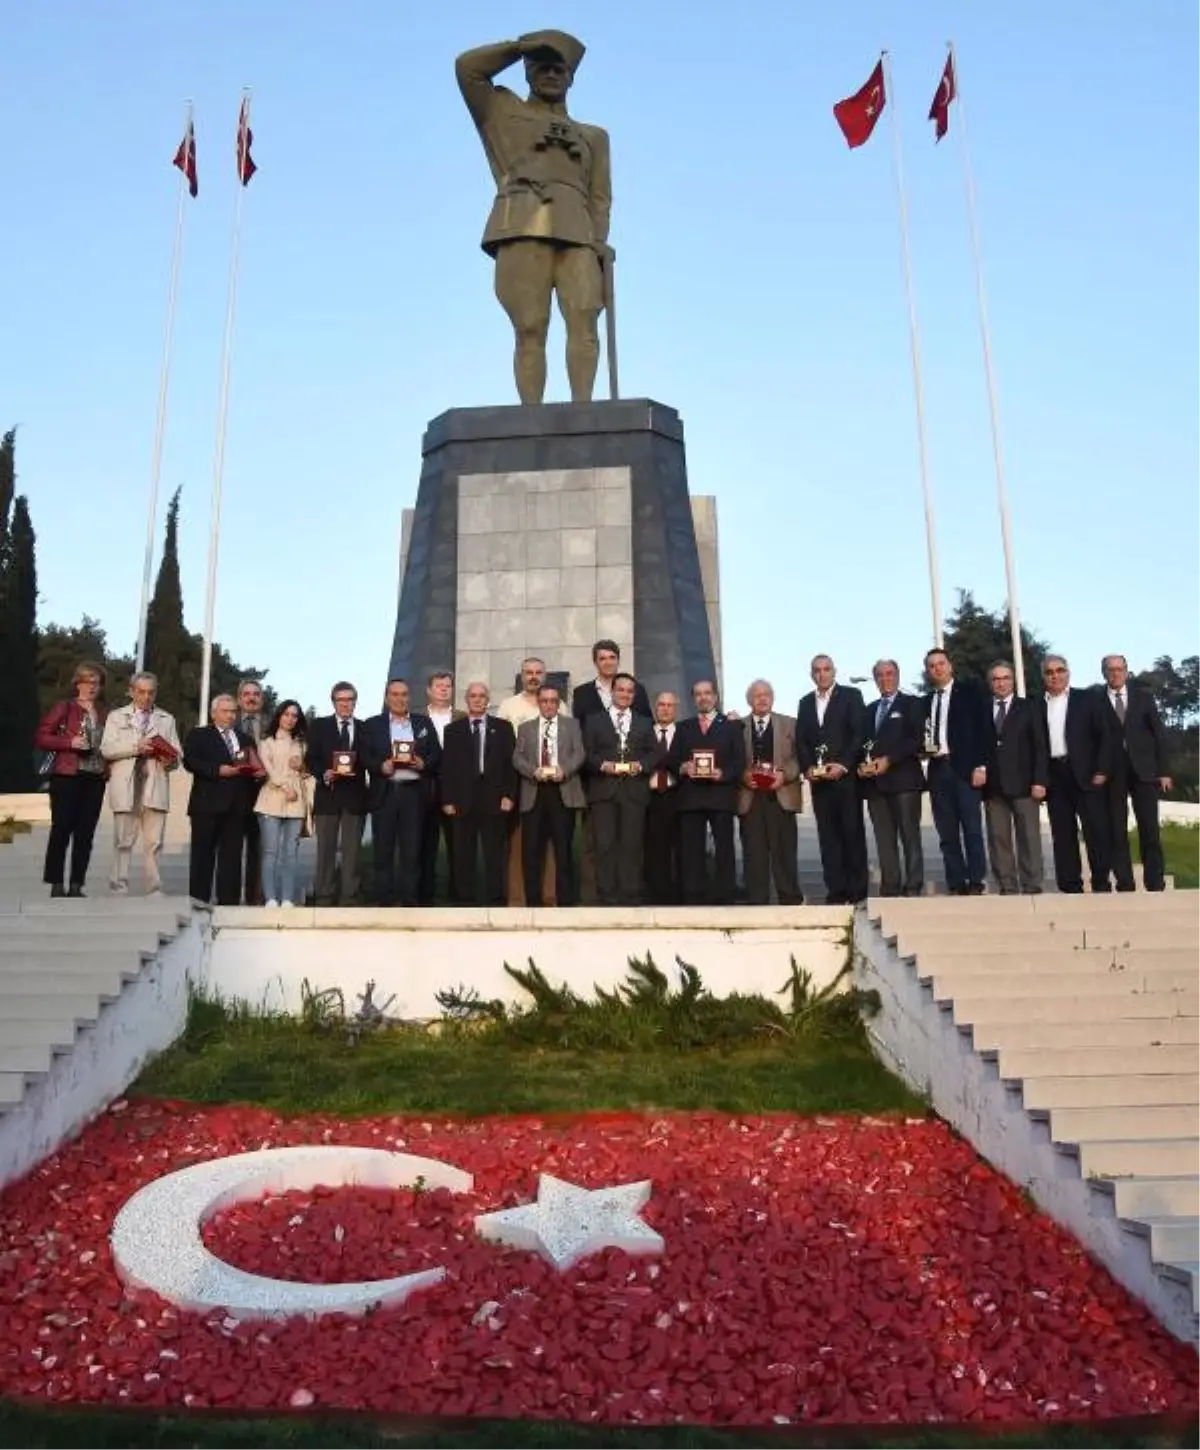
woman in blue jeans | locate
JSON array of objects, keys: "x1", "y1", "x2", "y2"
[{"x1": 254, "y1": 700, "x2": 309, "y2": 907}]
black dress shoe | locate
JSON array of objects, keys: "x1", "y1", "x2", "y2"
[
  {"x1": 67, "y1": 884, "x2": 86, "y2": 898},
  {"x1": 49, "y1": 883, "x2": 66, "y2": 899},
  {"x1": 950, "y1": 884, "x2": 970, "y2": 896},
  {"x1": 967, "y1": 882, "x2": 986, "y2": 896}
]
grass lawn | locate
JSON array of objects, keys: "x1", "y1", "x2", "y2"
[
  {"x1": 0, "y1": 1402, "x2": 1194, "y2": 1448},
  {"x1": 1141, "y1": 822, "x2": 1200, "y2": 889}
]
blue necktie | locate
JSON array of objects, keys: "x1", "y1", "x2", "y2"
[{"x1": 876, "y1": 697, "x2": 889, "y2": 732}]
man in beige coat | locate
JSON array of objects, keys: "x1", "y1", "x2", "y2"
[
  {"x1": 513, "y1": 684, "x2": 586, "y2": 906},
  {"x1": 736, "y1": 679, "x2": 804, "y2": 905},
  {"x1": 100, "y1": 672, "x2": 182, "y2": 896}
]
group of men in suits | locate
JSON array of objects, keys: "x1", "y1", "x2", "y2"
[{"x1": 184, "y1": 637, "x2": 1173, "y2": 909}]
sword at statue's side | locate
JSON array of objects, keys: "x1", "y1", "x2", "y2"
[{"x1": 601, "y1": 248, "x2": 620, "y2": 401}]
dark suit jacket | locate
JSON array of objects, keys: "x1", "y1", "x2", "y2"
[
  {"x1": 795, "y1": 685, "x2": 866, "y2": 776},
  {"x1": 666, "y1": 714, "x2": 745, "y2": 814},
  {"x1": 923, "y1": 678, "x2": 992, "y2": 781},
  {"x1": 183, "y1": 725, "x2": 256, "y2": 816},
  {"x1": 307, "y1": 714, "x2": 370, "y2": 817},
  {"x1": 985, "y1": 696, "x2": 1049, "y2": 799},
  {"x1": 1034, "y1": 688, "x2": 1114, "y2": 790},
  {"x1": 440, "y1": 715, "x2": 518, "y2": 815},
  {"x1": 861, "y1": 693, "x2": 924, "y2": 795},
  {"x1": 1098, "y1": 685, "x2": 1168, "y2": 782},
  {"x1": 361, "y1": 712, "x2": 442, "y2": 812},
  {"x1": 572, "y1": 678, "x2": 652, "y2": 725},
  {"x1": 583, "y1": 711, "x2": 659, "y2": 803}
]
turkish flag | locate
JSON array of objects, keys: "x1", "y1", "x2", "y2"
[
  {"x1": 172, "y1": 120, "x2": 197, "y2": 197},
  {"x1": 929, "y1": 54, "x2": 957, "y2": 142},
  {"x1": 833, "y1": 60, "x2": 886, "y2": 148},
  {"x1": 236, "y1": 97, "x2": 256, "y2": 185}
]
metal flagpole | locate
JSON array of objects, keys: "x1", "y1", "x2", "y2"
[
  {"x1": 199, "y1": 89, "x2": 251, "y2": 722},
  {"x1": 882, "y1": 51, "x2": 943, "y2": 648},
  {"x1": 136, "y1": 100, "x2": 192, "y2": 673},
  {"x1": 949, "y1": 41, "x2": 1025, "y2": 695}
]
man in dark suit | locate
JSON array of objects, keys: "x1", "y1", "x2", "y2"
[
  {"x1": 235, "y1": 678, "x2": 266, "y2": 905},
  {"x1": 644, "y1": 690, "x2": 681, "y2": 904},
  {"x1": 667, "y1": 679, "x2": 745, "y2": 905},
  {"x1": 1035, "y1": 655, "x2": 1114, "y2": 894},
  {"x1": 571, "y1": 639, "x2": 652, "y2": 905},
  {"x1": 983, "y1": 661, "x2": 1049, "y2": 894},
  {"x1": 859, "y1": 658, "x2": 926, "y2": 898},
  {"x1": 1099, "y1": 654, "x2": 1173, "y2": 892},
  {"x1": 582, "y1": 672, "x2": 659, "y2": 905},
  {"x1": 361, "y1": 678, "x2": 442, "y2": 907},
  {"x1": 307, "y1": 680, "x2": 369, "y2": 907},
  {"x1": 795, "y1": 655, "x2": 868, "y2": 904},
  {"x1": 440, "y1": 682, "x2": 518, "y2": 906},
  {"x1": 183, "y1": 693, "x2": 257, "y2": 905},
  {"x1": 922, "y1": 648, "x2": 992, "y2": 895},
  {"x1": 514, "y1": 684, "x2": 587, "y2": 906},
  {"x1": 420, "y1": 670, "x2": 465, "y2": 905}
]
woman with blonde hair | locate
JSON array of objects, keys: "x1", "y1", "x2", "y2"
[
  {"x1": 33, "y1": 660, "x2": 109, "y2": 898},
  {"x1": 255, "y1": 699, "x2": 310, "y2": 907}
]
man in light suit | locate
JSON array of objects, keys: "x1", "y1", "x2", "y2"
[
  {"x1": 736, "y1": 679, "x2": 803, "y2": 905},
  {"x1": 859, "y1": 659, "x2": 926, "y2": 898},
  {"x1": 514, "y1": 683, "x2": 586, "y2": 906},
  {"x1": 100, "y1": 671, "x2": 182, "y2": 897}
]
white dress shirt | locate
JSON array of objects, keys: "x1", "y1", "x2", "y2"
[
  {"x1": 595, "y1": 678, "x2": 613, "y2": 712},
  {"x1": 815, "y1": 691, "x2": 832, "y2": 727},
  {"x1": 1045, "y1": 692, "x2": 1069, "y2": 758},
  {"x1": 428, "y1": 707, "x2": 453, "y2": 745},
  {"x1": 931, "y1": 680, "x2": 954, "y2": 756}
]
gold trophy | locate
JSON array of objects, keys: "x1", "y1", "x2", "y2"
[
  {"x1": 612, "y1": 727, "x2": 634, "y2": 776},
  {"x1": 810, "y1": 743, "x2": 830, "y2": 781},
  {"x1": 857, "y1": 738, "x2": 876, "y2": 779}
]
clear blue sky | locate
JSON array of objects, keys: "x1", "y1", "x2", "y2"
[{"x1": 1, "y1": 1, "x2": 1195, "y2": 712}]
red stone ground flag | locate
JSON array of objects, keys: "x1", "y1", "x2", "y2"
[
  {"x1": 172, "y1": 117, "x2": 198, "y2": 197},
  {"x1": 928, "y1": 52, "x2": 957, "y2": 141},
  {"x1": 833, "y1": 59, "x2": 886, "y2": 148}
]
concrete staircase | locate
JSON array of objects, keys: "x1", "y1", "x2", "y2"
[{"x1": 855, "y1": 893, "x2": 1199, "y2": 1345}]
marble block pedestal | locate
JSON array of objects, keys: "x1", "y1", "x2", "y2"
[{"x1": 389, "y1": 401, "x2": 721, "y2": 706}]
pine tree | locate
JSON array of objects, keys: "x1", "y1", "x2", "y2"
[
  {"x1": 938, "y1": 589, "x2": 1049, "y2": 691},
  {"x1": 0, "y1": 429, "x2": 14, "y2": 545},
  {"x1": 0, "y1": 496, "x2": 40, "y2": 789},
  {"x1": 144, "y1": 487, "x2": 189, "y2": 725}
]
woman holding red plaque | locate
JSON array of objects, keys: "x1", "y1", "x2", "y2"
[
  {"x1": 33, "y1": 660, "x2": 109, "y2": 898},
  {"x1": 254, "y1": 700, "x2": 310, "y2": 908}
]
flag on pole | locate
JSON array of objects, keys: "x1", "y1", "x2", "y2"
[
  {"x1": 833, "y1": 60, "x2": 886, "y2": 148},
  {"x1": 928, "y1": 54, "x2": 957, "y2": 141},
  {"x1": 172, "y1": 119, "x2": 198, "y2": 197},
  {"x1": 236, "y1": 97, "x2": 256, "y2": 185}
]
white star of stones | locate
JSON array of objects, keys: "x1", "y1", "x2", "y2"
[{"x1": 474, "y1": 1173, "x2": 664, "y2": 1271}]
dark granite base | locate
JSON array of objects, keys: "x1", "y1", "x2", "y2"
[{"x1": 388, "y1": 400, "x2": 716, "y2": 707}]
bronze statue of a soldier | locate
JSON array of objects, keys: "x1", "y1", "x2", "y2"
[{"x1": 456, "y1": 31, "x2": 612, "y2": 405}]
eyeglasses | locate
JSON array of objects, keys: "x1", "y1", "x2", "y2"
[{"x1": 1043, "y1": 668, "x2": 1067, "y2": 677}]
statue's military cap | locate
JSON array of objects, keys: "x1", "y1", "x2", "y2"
[{"x1": 519, "y1": 29, "x2": 586, "y2": 73}]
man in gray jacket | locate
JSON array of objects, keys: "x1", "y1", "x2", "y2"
[{"x1": 513, "y1": 684, "x2": 586, "y2": 906}]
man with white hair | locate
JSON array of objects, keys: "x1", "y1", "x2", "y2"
[
  {"x1": 736, "y1": 678, "x2": 803, "y2": 905},
  {"x1": 183, "y1": 694, "x2": 257, "y2": 905},
  {"x1": 439, "y1": 681, "x2": 518, "y2": 906},
  {"x1": 100, "y1": 672, "x2": 182, "y2": 896}
]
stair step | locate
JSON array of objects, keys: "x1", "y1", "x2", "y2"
[
  {"x1": 900, "y1": 930, "x2": 1197, "y2": 957},
  {"x1": 933, "y1": 971, "x2": 1196, "y2": 999},
  {"x1": 0, "y1": 992, "x2": 103, "y2": 1023},
  {"x1": 1158, "y1": 1260, "x2": 1200, "y2": 1313},
  {"x1": 0, "y1": 1042, "x2": 53, "y2": 1075},
  {"x1": 916, "y1": 949, "x2": 1196, "y2": 977},
  {"x1": 0, "y1": 954, "x2": 144, "y2": 981},
  {"x1": 1127, "y1": 1218, "x2": 1200, "y2": 1264},
  {"x1": 971, "y1": 1017, "x2": 1200, "y2": 1052},
  {"x1": 0, "y1": 1073, "x2": 25, "y2": 1106},
  {"x1": 1079, "y1": 1138, "x2": 1200, "y2": 1179},
  {"x1": 1021, "y1": 1074, "x2": 1198, "y2": 1109},
  {"x1": 1050, "y1": 1104, "x2": 1200, "y2": 1143},
  {"x1": 954, "y1": 993, "x2": 1198, "y2": 1026},
  {"x1": 997, "y1": 1045, "x2": 1198, "y2": 1079},
  {"x1": 1109, "y1": 1177, "x2": 1200, "y2": 1220},
  {"x1": 0, "y1": 1019, "x2": 79, "y2": 1050}
]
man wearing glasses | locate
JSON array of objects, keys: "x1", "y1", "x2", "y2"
[
  {"x1": 308, "y1": 681, "x2": 369, "y2": 906},
  {"x1": 1035, "y1": 656, "x2": 1115, "y2": 893}
]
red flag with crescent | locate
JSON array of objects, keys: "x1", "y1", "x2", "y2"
[
  {"x1": 236, "y1": 98, "x2": 257, "y2": 185},
  {"x1": 172, "y1": 119, "x2": 197, "y2": 197},
  {"x1": 833, "y1": 60, "x2": 886, "y2": 149},
  {"x1": 928, "y1": 54, "x2": 957, "y2": 142}
]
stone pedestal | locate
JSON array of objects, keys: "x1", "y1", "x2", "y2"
[{"x1": 390, "y1": 401, "x2": 720, "y2": 707}]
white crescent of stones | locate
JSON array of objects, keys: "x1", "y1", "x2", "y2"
[{"x1": 110, "y1": 1145, "x2": 473, "y2": 1320}]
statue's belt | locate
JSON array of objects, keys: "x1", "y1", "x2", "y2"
[{"x1": 499, "y1": 172, "x2": 588, "y2": 205}]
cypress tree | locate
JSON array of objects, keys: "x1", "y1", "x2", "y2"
[
  {"x1": 0, "y1": 429, "x2": 14, "y2": 545},
  {"x1": 145, "y1": 487, "x2": 189, "y2": 725},
  {"x1": 0, "y1": 496, "x2": 40, "y2": 789}
]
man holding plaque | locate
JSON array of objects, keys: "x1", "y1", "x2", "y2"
[
  {"x1": 362, "y1": 679, "x2": 442, "y2": 908},
  {"x1": 796, "y1": 656, "x2": 868, "y2": 905},
  {"x1": 667, "y1": 680, "x2": 745, "y2": 906},
  {"x1": 513, "y1": 684, "x2": 587, "y2": 906},
  {"x1": 307, "y1": 681, "x2": 369, "y2": 907},
  {"x1": 100, "y1": 670, "x2": 182, "y2": 898},
  {"x1": 183, "y1": 694, "x2": 259, "y2": 905},
  {"x1": 582, "y1": 672, "x2": 658, "y2": 905},
  {"x1": 735, "y1": 679, "x2": 803, "y2": 906},
  {"x1": 859, "y1": 659, "x2": 926, "y2": 898},
  {"x1": 440, "y1": 682, "x2": 518, "y2": 906}
]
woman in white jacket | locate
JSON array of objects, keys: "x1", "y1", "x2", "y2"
[{"x1": 255, "y1": 700, "x2": 309, "y2": 907}]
